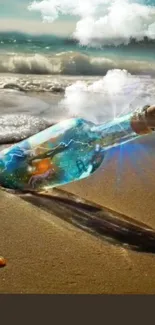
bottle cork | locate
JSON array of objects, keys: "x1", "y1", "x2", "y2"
[{"x1": 131, "y1": 105, "x2": 155, "y2": 135}]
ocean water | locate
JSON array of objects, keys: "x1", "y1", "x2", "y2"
[
  {"x1": 1, "y1": 32, "x2": 155, "y2": 77},
  {"x1": 0, "y1": 32, "x2": 155, "y2": 145}
]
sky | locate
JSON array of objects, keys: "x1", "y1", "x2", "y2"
[
  {"x1": 0, "y1": 0, "x2": 155, "y2": 44},
  {"x1": 0, "y1": 0, "x2": 77, "y2": 35}
]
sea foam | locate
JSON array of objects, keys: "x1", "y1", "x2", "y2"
[{"x1": 0, "y1": 52, "x2": 155, "y2": 77}]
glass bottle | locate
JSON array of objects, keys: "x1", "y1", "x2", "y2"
[{"x1": 0, "y1": 105, "x2": 154, "y2": 191}]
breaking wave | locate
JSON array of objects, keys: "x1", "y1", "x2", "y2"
[{"x1": 0, "y1": 51, "x2": 155, "y2": 77}]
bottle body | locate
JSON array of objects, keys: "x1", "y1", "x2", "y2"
[
  {"x1": 0, "y1": 118, "x2": 105, "y2": 191},
  {"x1": 0, "y1": 113, "x2": 147, "y2": 191}
]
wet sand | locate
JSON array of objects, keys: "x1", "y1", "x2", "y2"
[{"x1": 0, "y1": 135, "x2": 155, "y2": 294}]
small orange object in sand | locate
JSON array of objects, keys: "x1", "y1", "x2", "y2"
[{"x1": 0, "y1": 256, "x2": 6, "y2": 267}]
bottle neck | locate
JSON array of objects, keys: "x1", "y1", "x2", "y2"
[{"x1": 91, "y1": 113, "x2": 138, "y2": 149}]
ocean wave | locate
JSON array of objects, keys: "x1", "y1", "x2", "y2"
[
  {"x1": 0, "y1": 89, "x2": 50, "y2": 113},
  {"x1": 0, "y1": 32, "x2": 77, "y2": 46},
  {"x1": 0, "y1": 88, "x2": 71, "y2": 132},
  {"x1": 0, "y1": 52, "x2": 155, "y2": 78},
  {"x1": 0, "y1": 114, "x2": 54, "y2": 145}
]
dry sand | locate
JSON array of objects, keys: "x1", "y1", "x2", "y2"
[{"x1": 0, "y1": 135, "x2": 155, "y2": 294}]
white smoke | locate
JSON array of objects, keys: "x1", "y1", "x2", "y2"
[
  {"x1": 59, "y1": 69, "x2": 155, "y2": 123},
  {"x1": 28, "y1": 0, "x2": 155, "y2": 46}
]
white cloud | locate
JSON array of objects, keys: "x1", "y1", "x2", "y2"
[
  {"x1": 28, "y1": 0, "x2": 105, "y2": 21},
  {"x1": 28, "y1": 0, "x2": 155, "y2": 46}
]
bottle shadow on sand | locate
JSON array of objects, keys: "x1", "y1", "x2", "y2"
[{"x1": 15, "y1": 187, "x2": 155, "y2": 255}]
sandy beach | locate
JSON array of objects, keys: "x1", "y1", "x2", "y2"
[
  {"x1": 1, "y1": 0, "x2": 155, "y2": 295},
  {"x1": 0, "y1": 134, "x2": 155, "y2": 294}
]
